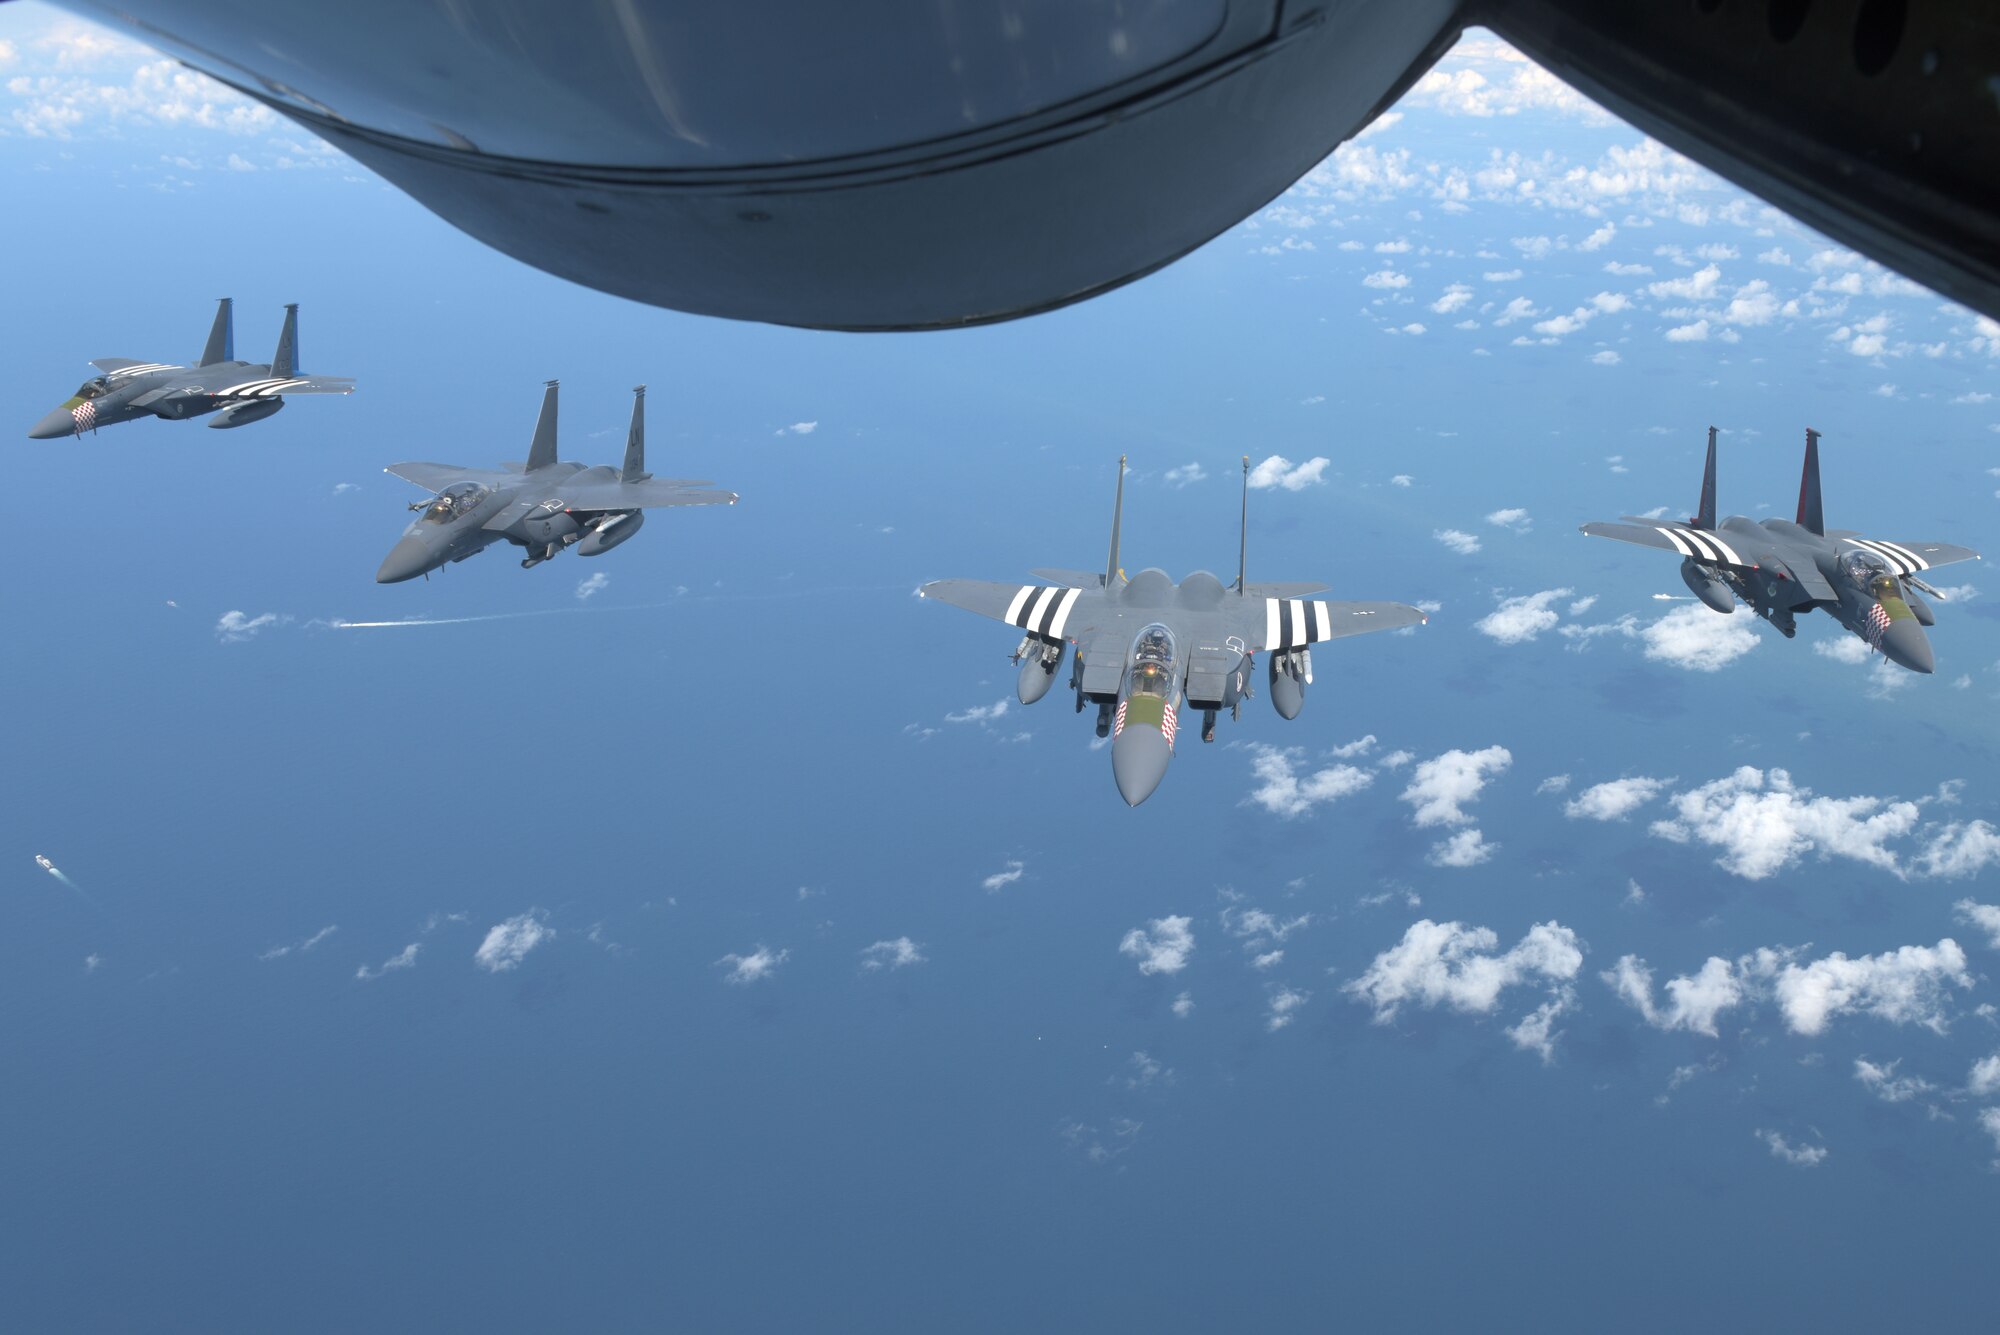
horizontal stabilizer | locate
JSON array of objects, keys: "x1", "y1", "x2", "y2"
[{"x1": 1029, "y1": 567, "x2": 1106, "y2": 588}]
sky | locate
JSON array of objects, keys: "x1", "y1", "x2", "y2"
[{"x1": 4, "y1": 9, "x2": 2000, "y2": 1331}]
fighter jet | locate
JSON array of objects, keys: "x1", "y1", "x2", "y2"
[
  {"x1": 27, "y1": 299, "x2": 353, "y2": 439},
  {"x1": 377, "y1": 381, "x2": 735, "y2": 584},
  {"x1": 1582, "y1": 428, "x2": 1980, "y2": 674},
  {"x1": 920, "y1": 458, "x2": 1427, "y2": 806}
]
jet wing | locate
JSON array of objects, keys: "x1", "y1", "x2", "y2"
[
  {"x1": 1581, "y1": 520, "x2": 1756, "y2": 569},
  {"x1": 1242, "y1": 581, "x2": 1330, "y2": 599},
  {"x1": 554, "y1": 479, "x2": 736, "y2": 511},
  {"x1": 383, "y1": 461, "x2": 514, "y2": 493},
  {"x1": 1028, "y1": 568, "x2": 1107, "y2": 588},
  {"x1": 213, "y1": 374, "x2": 356, "y2": 399},
  {"x1": 919, "y1": 579, "x2": 1096, "y2": 640},
  {"x1": 89, "y1": 357, "x2": 158, "y2": 374},
  {"x1": 1236, "y1": 597, "x2": 1427, "y2": 653},
  {"x1": 1839, "y1": 536, "x2": 1981, "y2": 577}
]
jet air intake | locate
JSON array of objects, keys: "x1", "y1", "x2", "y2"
[{"x1": 1679, "y1": 558, "x2": 1735, "y2": 614}]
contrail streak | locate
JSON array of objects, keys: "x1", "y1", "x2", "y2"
[
  {"x1": 34, "y1": 855, "x2": 95, "y2": 908},
  {"x1": 329, "y1": 602, "x2": 681, "y2": 630}
]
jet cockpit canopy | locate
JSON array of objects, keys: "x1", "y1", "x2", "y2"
[
  {"x1": 422, "y1": 481, "x2": 491, "y2": 523},
  {"x1": 1128, "y1": 623, "x2": 1178, "y2": 698}
]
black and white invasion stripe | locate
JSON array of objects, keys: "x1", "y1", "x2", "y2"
[
  {"x1": 1264, "y1": 598, "x2": 1336, "y2": 650},
  {"x1": 1653, "y1": 525, "x2": 1745, "y2": 567},
  {"x1": 217, "y1": 377, "x2": 313, "y2": 399},
  {"x1": 1002, "y1": 585, "x2": 1083, "y2": 639},
  {"x1": 1841, "y1": 537, "x2": 1930, "y2": 576}
]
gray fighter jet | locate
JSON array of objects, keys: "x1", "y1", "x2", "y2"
[
  {"x1": 920, "y1": 458, "x2": 1427, "y2": 806},
  {"x1": 1582, "y1": 428, "x2": 1980, "y2": 674},
  {"x1": 377, "y1": 381, "x2": 735, "y2": 583},
  {"x1": 27, "y1": 299, "x2": 352, "y2": 439}
]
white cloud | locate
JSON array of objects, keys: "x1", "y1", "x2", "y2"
[
  {"x1": 1536, "y1": 774, "x2": 1571, "y2": 795},
  {"x1": 1648, "y1": 766, "x2": 1921, "y2": 880},
  {"x1": 1163, "y1": 462, "x2": 1207, "y2": 488},
  {"x1": 1329, "y1": 735, "x2": 1377, "y2": 759},
  {"x1": 946, "y1": 699, "x2": 1010, "y2": 725},
  {"x1": 1434, "y1": 528, "x2": 1482, "y2": 555},
  {"x1": 1266, "y1": 985, "x2": 1310, "y2": 1032},
  {"x1": 1485, "y1": 506, "x2": 1532, "y2": 532},
  {"x1": 1920, "y1": 824, "x2": 2000, "y2": 879},
  {"x1": 859, "y1": 937, "x2": 925, "y2": 970},
  {"x1": 1475, "y1": 587, "x2": 1571, "y2": 644},
  {"x1": 1968, "y1": 1054, "x2": 2000, "y2": 1098},
  {"x1": 718, "y1": 945, "x2": 790, "y2": 984},
  {"x1": 782, "y1": 421, "x2": 818, "y2": 435},
  {"x1": 1381, "y1": 749, "x2": 1415, "y2": 769},
  {"x1": 1428, "y1": 828, "x2": 1496, "y2": 867},
  {"x1": 981, "y1": 860, "x2": 1025, "y2": 892},
  {"x1": 259, "y1": 925, "x2": 337, "y2": 961},
  {"x1": 1172, "y1": 991, "x2": 1195, "y2": 1018},
  {"x1": 474, "y1": 911, "x2": 552, "y2": 973},
  {"x1": 1775, "y1": 941, "x2": 1971, "y2": 1036},
  {"x1": 1431, "y1": 284, "x2": 1474, "y2": 315},
  {"x1": 1507, "y1": 988, "x2": 1577, "y2": 1064},
  {"x1": 1565, "y1": 776, "x2": 1669, "y2": 821},
  {"x1": 1590, "y1": 349, "x2": 1621, "y2": 365},
  {"x1": 1641, "y1": 604, "x2": 1758, "y2": 670},
  {"x1": 1120, "y1": 916, "x2": 1195, "y2": 976},
  {"x1": 215, "y1": 610, "x2": 286, "y2": 642},
  {"x1": 1577, "y1": 222, "x2": 1616, "y2": 252},
  {"x1": 1252, "y1": 949, "x2": 1285, "y2": 971},
  {"x1": 1375, "y1": 239, "x2": 1412, "y2": 253},
  {"x1": 1664, "y1": 319, "x2": 1711, "y2": 342},
  {"x1": 1344, "y1": 920, "x2": 1583, "y2": 1037},
  {"x1": 1647, "y1": 263, "x2": 1722, "y2": 301},
  {"x1": 1248, "y1": 455, "x2": 1331, "y2": 491},
  {"x1": 1362, "y1": 269, "x2": 1410, "y2": 290},
  {"x1": 1242, "y1": 744, "x2": 1373, "y2": 819},
  {"x1": 1603, "y1": 955, "x2": 1744, "y2": 1037},
  {"x1": 1757, "y1": 1129, "x2": 1827, "y2": 1168},
  {"x1": 1982, "y1": 1108, "x2": 2000, "y2": 1157},
  {"x1": 1390, "y1": 474, "x2": 1414, "y2": 487},
  {"x1": 355, "y1": 943, "x2": 419, "y2": 982},
  {"x1": 1954, "y1": 900, "x2": 2000, "y2": 949},
  {"x1": 1853, "y1": 1057, "x2": 1936, "y2": 1104},
  {"x1": 574, "y1": 571, "x2": 609, "y2": 601},
  {"x1": 1400, "y1": 746, "x2": 1511, "y2": 827}
]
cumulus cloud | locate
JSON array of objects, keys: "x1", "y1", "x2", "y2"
[
  {"x1": 1648, "y1": 766, "x2": 1921, "y2": 880},
  {"x1": 1248, "y1": 455, "x2": 1331, "y2": 491},
  {"x1": 1590, "y1": 350, "x2": 1621, "y2": 365},
  {"x1": 1475, "y1": 587, "x2": 1571, "y2": 643},
  {"x1": 1434, "y1": 528, "x2": 1482, "y2": 555},
  {"x1": 1486, "y1": 507, "x2": 1532, "y2": 532},
  {"x1": 1648, "y1": 263, "x2": 1722, "y2": 301},
  {"x1": 1242, "y1": 744, "x2": 1373, "y2": 818},
  {"x1": 1431, "y1": 284, "x2": 1474, "y2": 315},
  {"x1": 1362, "y1": 269, "x2": 1411, "y2": 289},
  {"x1": 1428, "y1": 829, "x2": 1496, "y2": 867},
  {"x1": 859, "y1": 937, "x2": 925, "y2": 971},
  {"x1": 780, "y1": 421, "x2": 818, "y2": 435},
  {"x1": 1330, "y1": 735, "x2": 1377, "y2": 759},
  {"x1": 718, "y1": 945, "x2": 789, "y2": 984},
  {"x1": 1665, "y1": 319, "x2": 1710, "y2": 342},
  {"x1": 1400, "y1": 746, "x2": 1511, "y2": 827},
  {"x1": 1345, "y1": 920, "x2": 1583, "y2": 1056},
  {"x1": 1640, "y1": 604, "x2": 1759, "y2": 670},
  {"x1": 1172, "y1": 991, "x2": 1195, "y2": 1018},
  {"x1": 1609, "y1": 940, "x2": 1971, "y2": 1037},
  {"x1": 1120, "y1": 916, "x2": 1195, "y2": 976},
  {"x1": 216, "y1": 610, "x2": 287, "y2": 642},
  {"x1": 945, "y1": 699, "x2": 1010, "y2": 725},
  {"x1": 1163, "y1": 463, "x2": 1207, "y2": 488},
  {"x1": 259, "y1": 925, "x2": 336, "y2": 961},
  {"x1": 1954, "y1": 900, "x2": 2000, "y2": 948},
  {"x1": 1266, "y1": 985, "x2": 1310, "y2": 1032},
  {"x1": 1565, "y1": 776, "x2": 1669, "y2": 821},
  {"x1": 1390, "y1": 473, "x2": 1414, "y2": 487},
  {"x1": 981, "y1": 860, "x2": 1025, "y2": 892},
  {"x1": 474, "y1": 912, "x2": 552, "y2": 973},
  {"x1": 574, "y1": 571, "x2": 609, "y2": 601},
  {"x1": 355, "y1": 943, "x2": 419, "y2": 982},
  {"x1": 1921, "y1": 825, "x2": 2000, "y2": 879},
  {"x1": 1969, "y1": 1053, "x2": 2000, "y2": 1098},
  {"x1": 1853, "y1": 1057, "x2": 1936, "y2": 1104},
  {"x1": 1757, "y1": 1129, "x2": 1827, "y2": 1168}
]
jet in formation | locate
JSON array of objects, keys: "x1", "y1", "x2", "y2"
[
  {"x1": 920, "y1": 458, "x2": 1426, "y2": 806},
  {"x1": 1582, "y1": 428, "x2": 1980, "y2": 674},
  {"x1": 377, "y1": 381, "x2": 736, "y2": 583},
  {"x1": 27, "y1": 299, "x2": 353, "y2": 439}
]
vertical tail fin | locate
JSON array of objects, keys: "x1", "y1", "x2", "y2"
[
  {"x1": 1696, "y1": 425, "x2": 1718, "y2": 529},
  {"x1": 1796, "y1": 428, "x2": 1825, "y2": 535},
  {"x1": 1236, "y1": 454, "x2": 1250, "y2": 595},
  {"x1": 270, "y1": 303, "x2": 299, "y2": 378},
  {"x1": 527, "y1": 380, "x2": 560, "y2": 472},
  {"x1": 621, "y1": 385, "x2": 650, "y2": 482},
  {"x1": 199, "y1": 298, "x2": 234, "y2": 366},
  {"x1": 1103, "y1": 455, "x2": 1126, "y2": 589}
]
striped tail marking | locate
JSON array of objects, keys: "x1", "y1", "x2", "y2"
[{"x1": 1000, "y1": 585, "x2": 1083, "y2": 640}]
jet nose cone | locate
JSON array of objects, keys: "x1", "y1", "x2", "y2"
[
  {"x1": 28, "y1": 407, "x2": 75, "y2": 440},
  {"x1": 1111, "y1": 725, "x2": 1171, "y2": 807},
  {"x1": 376, "y1": 535, "x2": 437, "y2": 584},
  {"x1": 1881, "y1": 619, "x2": 1935, "y2": 674}
]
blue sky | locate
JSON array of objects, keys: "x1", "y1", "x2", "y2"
[{"x1": 5, "y1": 10, "x2": 2000, "y2": 1330}]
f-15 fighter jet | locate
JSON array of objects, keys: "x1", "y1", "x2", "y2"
[
  {"x1": 921, "y1": 458, "x2": 1427, "y2": 806},
  {"x1": 1582, "y1": 428, "x2": 1980, "y2": 674},
  {"x1": 27, "y1": 299, "x2": 353, "y2": 438},
  {"x1": 377, "y1": 381, "x2": 735, "y2": 583}
]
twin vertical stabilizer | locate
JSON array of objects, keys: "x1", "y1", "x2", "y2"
[
  {"x1": 1696, "y1": 426, "x2": 1718, "y2": 529},
  {"x1": 527, "y1": 380, "x2": 560, "y2": 471},
  {"x1": 1103, "y1": 455, "x2": 1126, "y2": 589},
  {"x1": 622, "y1": 386, "x2": 650, "y2": 482},
  {"x1": 271, "y1": 303, "x2": 299, "y2": 378},
  {"x1": 199, "y1": 298, "x2": 234, "y2": 366},
  {"x1": 1797, "y1": 427, "x2": 1825, "y2": 535},
  {"x1": 1236, "y1": 455, "x2": 1250, "y2": 595}
]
